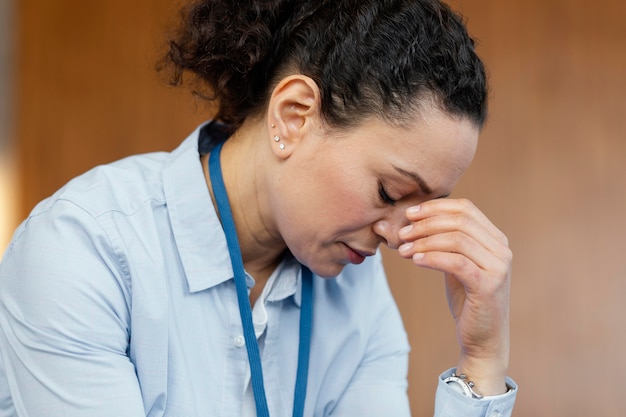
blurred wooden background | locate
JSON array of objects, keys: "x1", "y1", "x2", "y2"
[{"x1": 4, "y1": 0, "x2": 626, "y2": 415}]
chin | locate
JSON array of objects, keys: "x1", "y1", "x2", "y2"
[
  {"x1": 289, "y1": 246, "x2": 346, "y2": 279},
  {"x1": 305, "y1": 262, "x2": 346, "y2": 279}
]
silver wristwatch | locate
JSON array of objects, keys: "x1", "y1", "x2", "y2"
[{"x1": 443, "y1": 372, "x2": 484, "y2": 399}]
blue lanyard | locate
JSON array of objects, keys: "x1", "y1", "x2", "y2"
[{"x1": 208, "y1": 141, "x2": 313, "y2": 417}]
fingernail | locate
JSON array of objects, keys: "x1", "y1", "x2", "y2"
[
  {"x1": 398, "y1": 242, "x2": 413, "y2": 255},
  {"x1": 406, "y1": 206, "x2": 421, "y2": 216},
  {"x1": 413, "y1": 252, "x2": 425, "y2": 261},
  {"x1": 399, "y1": 225, "x2": 412, "y2": 236}
]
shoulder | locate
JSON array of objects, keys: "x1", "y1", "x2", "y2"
[
  {"x1": 2, "y1": 147, "x2": 181, "y2": 289},
  {"x1": 29, "y1": 124, "x2": 207, "y2": 222},
  {"x1": 38, "y1": 151, "x2": 170, "y2": 219}
]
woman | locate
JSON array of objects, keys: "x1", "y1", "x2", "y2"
[{"x1": 0, "y1": 0, "x2": 517, "y2": 416}]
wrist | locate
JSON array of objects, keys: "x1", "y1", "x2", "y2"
[{"x1": 455, "y1": 356, "x2": 509, "y2": 396}]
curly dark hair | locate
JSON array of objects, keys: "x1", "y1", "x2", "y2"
[{"x1": 159, "y1": 0, "x2": 487, "y2": 134}]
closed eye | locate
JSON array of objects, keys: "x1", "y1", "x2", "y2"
[{"x1": 378, "y1": 182, "x2": 396, "y2": 206}]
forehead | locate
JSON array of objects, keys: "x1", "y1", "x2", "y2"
[
  {"x1": 343, "y1": 109, "x2": 478, "y2": 162},
  {"x1": 326, "y1": 109, "x2": 479, "y2": 193}
]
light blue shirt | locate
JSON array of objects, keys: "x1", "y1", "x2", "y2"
[{"x1": 0, "y1": 123, "x2": 516, "y2": 416}]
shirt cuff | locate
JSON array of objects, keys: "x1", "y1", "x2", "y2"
[{"x1": 434, "y1": 368, "x2": 518, "y2": 417}]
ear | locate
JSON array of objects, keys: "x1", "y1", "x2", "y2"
[{"x1": 266, "y1": 75, "x2": 322, "y2": 159}]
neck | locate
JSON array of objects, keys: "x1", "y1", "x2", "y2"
[{"x1": 202, "y1": 120, "x2": 286, "y2": 295}]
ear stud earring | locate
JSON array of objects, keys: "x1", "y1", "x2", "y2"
[{"x1": 273, "y1": 135, "x2": 285, "y2": 150}]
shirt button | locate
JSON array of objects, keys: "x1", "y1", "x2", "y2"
[
  {"x1": 234, "y1": 335, "x2": 245, "y2": 348},
  {"x1": 488, "y1": 411, "x2": 502, "y2": 417}
]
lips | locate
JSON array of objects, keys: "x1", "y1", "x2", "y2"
[{"x1": 344, "y1": 244, "x2": 376, "y2": 265}]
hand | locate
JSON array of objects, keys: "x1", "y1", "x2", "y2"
[{"x1": 397, "y1": 198, "x2": 511, "y2": 395}]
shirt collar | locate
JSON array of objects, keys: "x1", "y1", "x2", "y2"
[
  {"x1": 162, "y1": 122, "x2": 234, "y2": 293},
  {"x1": 162, "y1": 122, "x2": 306, "y2": 303},
  {"x1": 265, "y1": 255, "x2": 303, "y2": 306}
]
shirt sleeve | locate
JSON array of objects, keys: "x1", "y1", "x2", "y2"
[
  {"x1": 0, "y1": 200, "x2": 146, "y2": 417},
  {"x1": 434, "y1": 368, "x2": 518, "y2": 417}
]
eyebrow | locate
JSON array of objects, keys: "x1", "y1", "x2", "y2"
[{"x1": 392, "y1": 165, "x2": 434, "y2": 196}]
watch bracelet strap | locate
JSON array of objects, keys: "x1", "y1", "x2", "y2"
[
  {"x1": 443, "y1": 372, "x2": 484, "y2": 399},
  {"x1": 444, "y1": 371, "x2": 514, "y2": 399}
]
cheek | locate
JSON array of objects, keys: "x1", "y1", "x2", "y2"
[
  {"x1": 337, "y1": 192, "x2": 373, "y2": 224},
  {"x1": 285, "y1": 177, "x2": 373, "y2": 237},
  {"x1": 272, "y1": 155, "x2": 376, "y2": 237},
  {"x1": 322, "y1": 186, "x2": 378, "y2": 237}
]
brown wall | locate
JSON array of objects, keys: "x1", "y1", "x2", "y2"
[
  {"x1": 388, "y1": 1, "x2": 626, "y2": 416},
  {"x1": 15, "y1": 0, "x2": 207, "y2": 212},
  {"x1": 13, "y1": 1, "x2": 626, "y2": 416}
]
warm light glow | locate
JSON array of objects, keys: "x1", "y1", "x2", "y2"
[
  {"x1": 0, "y1": 0, "x2": 15, "y2": 259},
  {"x1": 0, "y1": 151, "x2": 17, "y2": 258}
]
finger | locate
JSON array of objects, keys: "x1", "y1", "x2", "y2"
[
  {"x1": 411, "y1": 248, "x2": 510, "y2": 295},
  {"x1": 399, "y1": 211, "x2": 509, "y2": 260},
  {"x1": 404, "y1": 199, "x2": 508, "y2": 246},
  {"x1": 399, "y1": 230, "x2": 495, "y2": 272},
  {"x1": 409, "y1": 250, "x2": 480, "y2": 283},
  {"x1": 405, "y1": 199, "x2": 506, "y2": 245}
]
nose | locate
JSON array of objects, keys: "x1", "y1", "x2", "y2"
[{"x1": 372, "y1": 211, "x2": 409, "y2": 250}]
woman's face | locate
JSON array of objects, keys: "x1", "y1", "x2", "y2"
[{"x1": 270, "y1": 107, "x2": 479, "y2": 278}]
